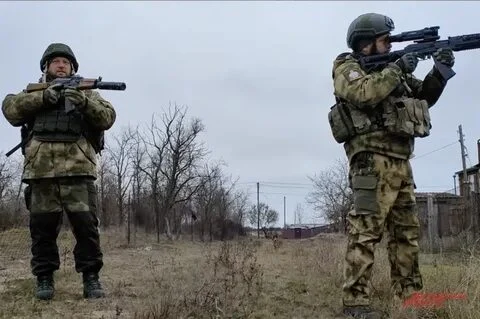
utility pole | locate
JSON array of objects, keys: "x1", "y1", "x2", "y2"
[
  {"x1": 283, "y1": 196, "x2": 286, "y2": 229},
  {"x1": 257, "y1": 182, "x2": 260, "y2": 238},
  {"x1": 458, "y1": 125, "x2": 476, "y2": 235},
  {"x1": 459, "y1": 125, "x2": 469, "y2": 199},
  {"x1": 453, "y1": 175, "x2": 457, "y2": 195}
]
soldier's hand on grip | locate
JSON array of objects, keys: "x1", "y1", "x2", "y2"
[
  {"x1": 42, "y1": 84, "x2": 62, "y2": 106},
  {"x1": 64, "y1": 88, "x2": 86, "y2": 107},
  {"x1": 433, "y1": 48, "x2": 455, "y2": 67},
  {"x1": 395, "y1": 53, "x2": 419, "y2": 74}
]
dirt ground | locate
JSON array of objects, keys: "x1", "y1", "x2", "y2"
[{"x1": 0, "y1": 228, "x2": 477, "y2": 319}]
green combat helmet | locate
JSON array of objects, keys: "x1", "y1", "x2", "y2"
[
  {"x1": 346, "y1": 13, "x2": 395, "y2": 50},
  {"x1": 40, "y1": 43, "x2": 79, "y2": 72}
]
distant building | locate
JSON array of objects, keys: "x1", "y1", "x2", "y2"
[
  {"x1": 455, "y1": 164, "x2": 480, "y2": 196},
  {"x1": 281, "y1": 223, "x2": 335, "y2": 239},
  {"x1": 454, "y1": 139, "x2": 480, "y2": 196}
]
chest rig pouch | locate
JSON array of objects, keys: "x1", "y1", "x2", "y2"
[
  {"x1": 382, "y1": 95, "x2": 431, "y2": 138},
  {"x1": 32, "y1": 106, "x2": 84, "y2": 142},
  {"x1": 31, "y1": 97, "x2": 105, "y2": 154},
  {"x1": 328, "y1": 97, "x2": 381, "y2": 144}
]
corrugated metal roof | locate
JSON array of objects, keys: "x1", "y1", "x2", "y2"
[{"x1": 454, "y1": 164, "x2": 480, "y2": 175}]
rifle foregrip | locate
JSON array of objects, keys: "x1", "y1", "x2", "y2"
[{"x1": 96, "y1": 82, "x2": 126, "y2": 90}]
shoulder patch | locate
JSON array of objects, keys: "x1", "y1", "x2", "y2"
[{"x1": 343, "y1": 69, "x2": 363, "y2": 82}]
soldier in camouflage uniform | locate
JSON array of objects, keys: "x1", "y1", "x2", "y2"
[
  {"x1": 328, "y1": 13, "x2": 455, "y2": 318},
  {"x1": 1, "y1": 43, "x2": 116, "y2": 300}
]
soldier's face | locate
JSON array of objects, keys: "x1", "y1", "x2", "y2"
[
  {"x1": 47, "y1": 57, "x2": 72, "y2": 78},
  {"x1": 374, "y1": 34, "x2": 392, "y2": 54}
]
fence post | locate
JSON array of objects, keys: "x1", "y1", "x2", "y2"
[{"x1": 427, "y1": 194, "x2": 439, "y2": 252}]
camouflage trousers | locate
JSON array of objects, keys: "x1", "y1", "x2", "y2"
[
  {"x1": 342, "y1": 152, "x2": 423, "y2": 307},
  {"x1": 24, "y1": 177, "x2": 103, "y2": 276}
]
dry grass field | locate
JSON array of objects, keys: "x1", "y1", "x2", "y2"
[{"x1": 0, "y1": 228, "x2": 479, "y2": 319}]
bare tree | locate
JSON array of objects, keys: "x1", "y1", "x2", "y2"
[
  {"x1": 141, "y1": 103, "x2": 208, "y2": 241},
  {"x1": 128, "y1": 124, "x2": 147, "y2": 237},
  {"x1": 0, "y1": 153, "x2": 26, "y2": 229},
  {"x1": 210, "y1": 173, "x2": 243, "y2": 241},
  {"x1": 0, "y1": 154, "x2": 17, "y2": 202},
  {"x1": 140, "y1": 113, "x2": 169, "y2": 242},
  {"x1": 96, "y1": 153, "x2": 116, "y2": 227},
  {"x1": 193, "y1": 163, "x2": 223, "y2": 241},
  {"x1": 192, "y1": 163, "x2": 248, "y2": 241},
  {"x1": 105, "y1": 126, "x2": 135, "y2": 227},
  {"x1": 160, "y1": 104, "x2": 208, "y2": 240},
  {"x1": 230, "y1": 189, "x2": 250, "y2": 230},
  {"x1": 247, "y1": 202, "x2": 279, "y2": 230},
  {"x1": 294, "y1": 203, "x2": 304, "y2": 225},
  {"x1": 306, "y1": 157, "x2": 352, "y2": 233}
]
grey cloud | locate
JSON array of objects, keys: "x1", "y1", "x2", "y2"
[{"x1": 1, "y1": 1, "x2": 480, "y2": 225}]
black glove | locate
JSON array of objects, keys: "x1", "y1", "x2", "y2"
[
  {"x1": 395, "y1": 53, "x2": 419, "y2": 73},
  {"x1": 42, "y1": 83, "x2": 62, "y2": 106},
  {"x1": 433, "y1": 48, "x2": 455, "y2": 67},
  {"x1": 64, "y1": 88, "x2": 86, "y2": 107}
]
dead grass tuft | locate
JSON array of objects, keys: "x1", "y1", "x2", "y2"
[{"x1": 0, "y1": 228, "x2": 479, "y2": 318}]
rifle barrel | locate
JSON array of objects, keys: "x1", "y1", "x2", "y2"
[{"x1": 96, "y1": 82, "x2": 126, "y2": 90}]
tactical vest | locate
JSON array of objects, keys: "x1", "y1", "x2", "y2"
[
  {"x1": 32, "y1": 107, "x2": 83, "y2": 141},
  {"x1": 328, "y1": 75, "x2": 432, "y2": 144},
  {"x1": 27, "y1": 99, "x2": 105, "y2": 153},
  {"x1": 328, "y1": 98, "x2": 383, "y2": 143},
  {"x1": 382, "y1": 95, "x2": 432, "y2": 138}
]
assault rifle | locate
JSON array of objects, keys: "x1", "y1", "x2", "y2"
[
  {"x1": 24, "y1": 75, "x2": 126, "y2": 113},
  {"x1": 5, "y1": 75, "x2": 126, "y2": 157},
  {"x1": 358, "y1": 28, "x2": 480, "y2": 80}
]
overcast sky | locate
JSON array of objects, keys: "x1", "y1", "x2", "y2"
[{"x1": 1, "y1": 1, "x2": 479, "y2": 227}]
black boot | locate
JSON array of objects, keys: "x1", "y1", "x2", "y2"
[
  {"x1": 83, "y1": 272, "x2": 105, "y2": 299},
  {"x1": 342, "y1": 306, "x2": 384, "y2": 319},
  {"x1": 36, "y1": 274, "x2": 54, "y2": 300}
]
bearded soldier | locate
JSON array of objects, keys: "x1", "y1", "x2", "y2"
[
  {"x1": 2, "y1": 43, "x2": 116, "y2": 300},
  {"x1": 328, "y1": 13, "x2": 455, "y2": 318}
]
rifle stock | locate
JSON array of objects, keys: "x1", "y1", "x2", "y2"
[{"x1": 24, "y1": 83, "x2": 50, "y2": 93}]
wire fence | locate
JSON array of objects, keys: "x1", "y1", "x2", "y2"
[
  {"x1": 416, "y1": 191, "x2": 480, "y2": 252},
  {"x1": 1, "y1": 190, "x2": 479, "y2": 267}
]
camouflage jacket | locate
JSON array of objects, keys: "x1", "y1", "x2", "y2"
[
  {"x1": 332, "y1": 53, "x2": 447, "y2": 161},
  {"x1": 2, "y1": 88, "x2": 116, "y2": 181}
]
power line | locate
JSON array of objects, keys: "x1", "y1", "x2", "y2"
[
  {"x1": 259, "y1": 181, "x2": 312, "y2": 186},
  {"x1": 246, "y1": 191, "x2": 308, "y2": 197},
  {"x1": 238, "y1": 181, "x2": 312, "y2": 186},
  {"x1": 415, "y1": 185, "x2": 453, "y2": 189},
  {"x1": 260, "y1": 184, "x2": 312, "y2": 190},
  {"x1": 259, "y1": 191, "x2": 308, "y2": 196},
  {"x1": 412, "y1": 141, "x2": 458, "y2": 160}
]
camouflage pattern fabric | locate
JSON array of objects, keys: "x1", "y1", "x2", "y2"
[
  {"x1": 26, "y1": 177, "x2": 103, "y2": 276},
  {"x1": 332, "y1": 54, "x2": 447, "y2": 162},
  {"x1": 1, "y1": 88, "x2": 116, "y2": 181},
  {"x1": 332, "y1": 53, "x2": 448, "y2": 308},
  {"x1": 342, "y1": 152, "x2": 423, "y2": 307}
]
